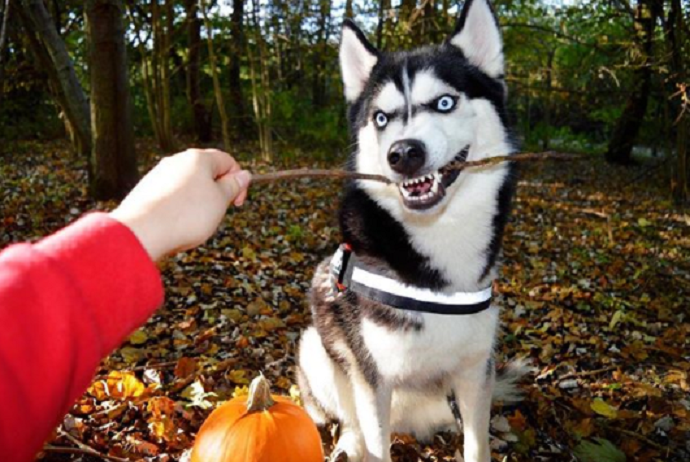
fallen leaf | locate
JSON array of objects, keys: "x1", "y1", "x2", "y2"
[{"x1": 591, "y1": 398, "x2": 618, "y2": 419}]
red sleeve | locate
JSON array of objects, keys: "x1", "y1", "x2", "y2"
[{"x1": 0, "y1": 212, "x2": 164, "y2": 461}]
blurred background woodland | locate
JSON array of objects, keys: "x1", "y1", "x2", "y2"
[{"x1": 0, "y1": 0, "x2": 688, "y2": 203}]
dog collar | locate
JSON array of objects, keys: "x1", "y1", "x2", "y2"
[{"x1": 329, "y1": 244, "x2": 493, "y2": 315}]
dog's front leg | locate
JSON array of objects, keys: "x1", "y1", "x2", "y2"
[
  {"x1": 454, "y1": 363, "x2": 494, "y2": 462},
  {"x1": 351, "y1": 371, "x2": 392, "y2": 462}
]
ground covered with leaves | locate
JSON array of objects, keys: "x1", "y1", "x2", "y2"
[{"x1": 2, "y1": 141, "x2": 689, "y2": 462}]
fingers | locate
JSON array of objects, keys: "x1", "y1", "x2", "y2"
[
  {"x1": 182, "y1": 148, "x2": 251, "y2": 205},
  {"x1": 217, "y1": 170, "x2": 252, "y2": 204},
  {"x1": 233, "y1": 187, "x2": 249, "y2": 206},
  {"x1": 187, "y1": 148, "x2": 240, "y2": 178}
]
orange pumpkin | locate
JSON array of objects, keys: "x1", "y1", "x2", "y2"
[{"x1": 191, "y1": 375, "x2": 323, "y2": 462}]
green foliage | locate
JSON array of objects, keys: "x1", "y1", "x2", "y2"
[
  {"x1": 574, "y1": 438, "x2": 626, "y2": 462},
  {"x1": 525, "y1": 124, "x2": 605, "y2": 154},
  {"x1": 272, "y1": 89, "x2": 348, "y2": 161},
  {"x1": 1, "y1": 0, "x2": 688, "y2": 201}
]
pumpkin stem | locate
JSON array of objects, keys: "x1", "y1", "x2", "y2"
[{"x1": 246, "y1": 374, "x2": 276, "y2": 412}]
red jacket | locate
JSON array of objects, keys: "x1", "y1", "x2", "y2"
[{"x1": 0, "y1": 213, "x2": 164, "y2": 461}]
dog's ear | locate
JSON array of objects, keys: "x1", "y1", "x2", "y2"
[
  {"x1": 448, "y1": 0, "x2": 504, "y2": 78},
  {"x1": 340, "y1": 19, "x2": 379, "y2": 103}
]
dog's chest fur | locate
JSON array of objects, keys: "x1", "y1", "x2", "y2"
[
  {"x1": 310, "y1": 260, "x2": 499, "y2": 388},
  {"x1": 361, "y1": 307, "x2": 499, "y2": 385}
]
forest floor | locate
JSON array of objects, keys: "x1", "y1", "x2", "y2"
[{"x1": 2, "y1": 140, "x2": 689, "y2": 462}]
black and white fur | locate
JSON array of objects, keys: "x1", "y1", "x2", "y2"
[{"x1": 297, "y1": 1, "x2": 523, "y2": 461}]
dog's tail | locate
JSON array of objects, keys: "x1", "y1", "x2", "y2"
[{"x1": 493, "y1": 357, "x2": 532, "y2": 404}]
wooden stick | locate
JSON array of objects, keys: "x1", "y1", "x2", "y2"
[
  {"x1": 558, "y1": 366, "x2": 617, "y2": 381},
  {"x1": 42, "y1": 445, "x2": 129, "y2": 462},
  {"x1": 44, "y1": 430, "x2": 130, "y2": 462},
  {"x1": 252, "y1": 168, "x2": 392, "y2": 185},
  {"x1": 251, "y1": 152, "x2": 581, "y2": 185}
]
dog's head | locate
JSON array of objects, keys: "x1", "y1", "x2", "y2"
[{"x1": 341, "y1": 0, "x2": 511, "y2": 215}]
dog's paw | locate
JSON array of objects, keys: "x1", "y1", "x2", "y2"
[
  {"x1": 331, "y1": 429, "x2": 364, "y2": 462},
  {"x1": 330, "y1": 448, "x2": 349, "y2": 462}
]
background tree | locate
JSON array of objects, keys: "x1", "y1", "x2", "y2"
[
  {"x1": 200, "y1": 0, "x2": 231, "y2": 152},
  {"x1": 18, "y1": 0, "x2": 91, "y2": 161},
  {"x1": 0, "y1": 0, "x2": 12, "y2": 150},
  {"x1": 184, "y1": 0, "x2": 212, "y2": 143},
  {"x1": 85, "y1": 0, "x2": 138, "y2": 200},
  {"x1": 229, "y1": 0, "x2": 248, "y2": 137},
  {"x1": 1, "y1": 0, "x2": 688, "y2": 203},
  {"x1": 605, "y1": 0, "x2": 663, "y2": 165}
]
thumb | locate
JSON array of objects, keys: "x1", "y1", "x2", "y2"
[{"x1": 217, "y1": 170, "x2": 251, "y2": 201}]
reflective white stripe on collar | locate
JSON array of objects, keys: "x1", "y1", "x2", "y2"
[{"x1": 329, "y1": 245, "x2": 493, "y2": 315}]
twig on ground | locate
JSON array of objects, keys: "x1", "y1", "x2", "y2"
[
  {"x1": 602, "y1": 424, "x2": 669, "y2": 452},
  {"x1": 42, "y1": 429, "x2": 128, "y2": 462},
  {"x1": 43, "y1": 445, "x2": 129, "y2": 462},
  {"x1": 251, "y1": 152, "x2": 582, "y2": 185},
  {"x1": 89, "y1": 402, "x2": 128, "y2": 420},
  {"x1": 127, "y1": 360, "x2": 178, "y2": 372},
  {"x1": 558, "y1": 366, "x2": 618, "y2": 381},
  {"x1": 96, "y1": 360, "x2": 178, "y2": 379}
]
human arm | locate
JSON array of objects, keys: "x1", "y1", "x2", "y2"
[{"x1": 0, "y1": 149, "x2": 251, "y2": 460}]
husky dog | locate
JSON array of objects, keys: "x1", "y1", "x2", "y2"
[{"x1": 297, "y1": 1, "x2": 523, "y2": 461}]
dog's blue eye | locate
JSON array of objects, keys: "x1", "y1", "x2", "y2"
[
  {"x1": 436, "y1": 95, "x2": 456, "y2": 113},
  {"x1": 374, "y1": 111, "x2": 389, "y2": 128}
]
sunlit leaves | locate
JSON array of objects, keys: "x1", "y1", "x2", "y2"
[
  {"x1": 591, "y1": 398, "x2": 618, "y2": 419},
  {"x1": 128, "y1": 329, "x2": 149, "y2": 345},
  {"x1": 180, "y1": 381, "x2": 217, "y2": 410},
  {"x1": 5, "y1": 144, "x2": 687, "y2": 459}
]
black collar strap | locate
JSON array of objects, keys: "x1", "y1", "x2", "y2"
[{"x1": 329, "y1": 244, "x2": 493, "y2": 315}]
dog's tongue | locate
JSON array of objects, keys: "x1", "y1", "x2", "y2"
[{"x1": 406, "y1": 178, "x2": 433, "y2": 196}]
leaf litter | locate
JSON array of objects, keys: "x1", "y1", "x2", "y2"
[{"x1": 1, "y1": 140, "x2": 688, "y2": 461}]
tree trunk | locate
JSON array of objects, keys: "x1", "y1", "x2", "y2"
[
  {"x1": 85, "y1": 0, "x2": 138, "y2": 200},
  {"x1": 258, "y1": 19, "x2": 272, "y2": 161},
  {"x1": 184, "y1": 0, "x2": 211, "y2": 143},
  {"x1": 229, "y1": 0, "x2": 248, "y2": 138},
  {"x1": 0, "y1": 0, "x2": 11, "y2": 87},
  {"x1": 154, "y1": 0, "x2": 175, "y2": 151},
  {"x1": 423, "y1": 0, "x2": 438, "y2": 44},
  {"x1": 0, "y1": 0, "x2": 11, "y2": 112},
  {"x1": 128, "y1": 2, "x2": 164, "y2": 153},
  {"x1": 0, "y1": 0, "x2": 9, "y2": 152},
  {"x1": 248, "y1": 0, "x2": 272, "y2": 161},
  {"x1": 312, "y1": 0, "x2": 331, "y2": 108},
  {"x1": 345, "y1": 0, "x2": 353, "y2": 19},
  {"x1": 605, "y1": 0, "x2": 661, "y2": 165},
  {"x1": 542, "y1": 49, "x2": 555, "y2": 151},
  {"x1": 400, "y1": 0, "x2": 417, "y2": 46},
  {"x1": 20, "y1": 0, "x2": 91, "y2": 159},
  {"x1": 200, "y1": 0, "x2": 231, "y2": 152},
  {"x1": 441, "y1": 0, "x2": 450, "y2": 29},
  {"x1": 376, "y1": 0, "x2": 392, "y2": 49},
  {"x1": 666, "y1": 0, "x2": 688, "y2": 203}
]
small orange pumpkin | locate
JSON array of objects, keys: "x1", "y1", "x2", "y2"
[{"x1": 191, "y1": 375, "x2": 323, "y2": 462}]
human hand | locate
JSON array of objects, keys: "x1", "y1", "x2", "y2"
[{"x1": 110, "y1": 149, "x2": 251, "y2": 261}]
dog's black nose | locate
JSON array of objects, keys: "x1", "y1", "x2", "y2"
[{"x1": 387, "y1": 139, "x2": 426, "y2": 176}]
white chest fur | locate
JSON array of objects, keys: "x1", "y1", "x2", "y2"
[{"x1": 361, "y1": 307, "x2": 499, "y2": 385}]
